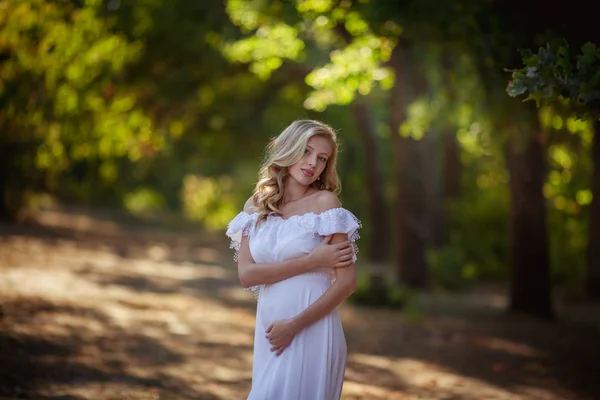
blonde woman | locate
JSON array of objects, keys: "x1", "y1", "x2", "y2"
[{"x1": 226, "y1": 120, "x2": 361, "y2": 400}]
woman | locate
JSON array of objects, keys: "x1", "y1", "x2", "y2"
[{"x1": 226, "y1": 119, "x2": 361, "y2": 400}]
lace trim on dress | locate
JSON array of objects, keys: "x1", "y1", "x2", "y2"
[
  {"x1": 313, "y1": 207, "x2": 362, "y2": 262},
  {"x1": 225, "y1": 211, "x2": 257, "y2": 262},
  {"x1": 225, "y1": 212, "x2": 261, "y2": 297}
]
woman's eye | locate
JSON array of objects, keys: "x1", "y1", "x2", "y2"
[
  {"x1": 319, "y1": 157, "x2": 327, "y2": 162},
  {"x1": 304, "y1": 149, "x2": 310, "y2": 154}
]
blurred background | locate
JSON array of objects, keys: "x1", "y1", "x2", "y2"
[{"x1": 1, "y1": 0, "x2": 599, "y2": 399}]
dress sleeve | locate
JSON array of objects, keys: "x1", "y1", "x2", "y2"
[
  {"x1": 225, "y1": 211, "x2": 256, "y2": 262},
  {"x1": 315, "y1": 208, "x2": 362, "y2": 262}
]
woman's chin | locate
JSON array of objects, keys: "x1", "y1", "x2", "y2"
[{"x1": 303, "y1": 177, "x2": 317, "y2": 185}]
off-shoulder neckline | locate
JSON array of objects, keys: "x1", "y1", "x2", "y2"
[{"x1": 241, "y1": 207, "x2": 349, "y2": 222}]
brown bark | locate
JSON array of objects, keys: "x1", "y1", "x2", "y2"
[
  {"x1": 586, "y1": 121, "x2": 600, "y2": 299},
  {"x1": 428, "y1": 55, "x2": 462, "y2": 248},
  {"x1": 351, "y1": 103, "x2": 389, "y2": 262},
  {"x1": 506, "y1": 121, "x2": 554, "y2": 318},
  {"x1": 389, "y1": 46, "x2": 408, "y2": 284},
  {"x1": 426, "y1": 128, "x2": 462, "y2": 248},
  {"x1": 427, "y1": 128, "x2": 462, "y2": 247},
  {"x1": 443, "y1": 129, "x2": 462, "y2": 200},
  {"x1": 423, "y1": 132, "x2": 442, "y2": 247},
  {"x1": 389, "y1": 42, "x2": 429, "y2": 288},
  {"x1": 441, "y1": 54, "x2": 462, "y2": 201},
  {"x1": 0, "y1": 143, "x2": 23, "y2": 221},
  {"x1": 404, "y1": 135, "x2": 429, "y2": 287},
  {"x1": 0, "y1": 145, "x2": 9, "y2": 220}
]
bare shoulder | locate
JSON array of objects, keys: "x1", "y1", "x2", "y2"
[
  {"x1": 312, "y1": 190, "x2": 342, "y2": 213},
  {"x1": 243, "y1": 197, "x2": 257, "y2": 213}
]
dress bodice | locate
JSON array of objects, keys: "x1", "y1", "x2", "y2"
[{"x1": 226, "y1": 207, "x2": 361, "y2": 298}]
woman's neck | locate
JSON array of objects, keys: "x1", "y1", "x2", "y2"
[{"x1": 283, "y1": 178, "x2": 310, "y2": 204}]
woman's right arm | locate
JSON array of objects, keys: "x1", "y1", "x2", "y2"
[{"x1": 236, "y1": 234, "x2": 353, "y2": 289}]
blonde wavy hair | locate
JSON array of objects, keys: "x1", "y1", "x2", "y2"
[{"x1": 251, "y1": 119, "x2": 341, "y2": 226}]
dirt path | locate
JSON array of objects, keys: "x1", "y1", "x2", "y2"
[{"x1": 0, "y1": 209, "x2": 599, "y2": 400}]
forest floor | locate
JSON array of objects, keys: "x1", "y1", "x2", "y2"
[{"x1": 1, "y1": 207, "x2": 599, "y2": 400}]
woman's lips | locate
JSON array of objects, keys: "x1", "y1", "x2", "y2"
[{"x1": 301, "y1": 168, "x2": 314, "y2": 177}]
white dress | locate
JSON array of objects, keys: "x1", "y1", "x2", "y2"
[{"x1": 226, "y1": 207, "x2": 361, "y2": 400}]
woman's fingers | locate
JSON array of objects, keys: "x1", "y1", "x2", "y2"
[
  {"x1": 334, "y1": 240, "x2": 352, "y2": 250},
  {"x1": 338, "y1": 253, "x2": 353, "y2": 261},
  {"x1": 276, "y1": 345, "x2": 286, "y2": 356},
  {"x1": 270, "y1": 344, "x2": 286, "y2": 355},
  {"x1": 333, "y1": 259, "x2": 354, "y2": 268},
  {"x1": 335, "y1": 247, "x2": 353, "y2": 257},
  {"x1": 335, "y1": 249, "x2": 353, "y2": 262},
  {"x1": 320, "y1": 234, "x2": 333, "y2": 244}
]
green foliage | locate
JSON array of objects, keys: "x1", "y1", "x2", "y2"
[
  {"x1": 0, "y1": 0, "x2": 288, "y2": 221},
  {"x1": 507, "y1": 42, "x2": 600, "y2": 120},
  {"x1": 444, "y1": 191, "x2": 510, "y2": 281},
  {"x1": 181, "y1": 175, "x2": 239, "y2": 231},
  {"x1": 124, "y1": 187, "x2": 166, "y2": 215},
  {"x1": 0, "y1": 0, "x2": 153, "y2": 157},
  {"x1": 305, "y1": 34, "x2": 394, "y2": 110},
  {"x1": 0, "y1": 0, "x2": 594, "y2": 297},
  {"x1": 221, "y1": 23, "x2": 305, "y2": 80},
  {"x1": 0, "y1": 0, "x2": 165, "y2": 216},
  {"x1": 349, "y1": 272, "x2": 412, "y2": 309},
  {"x1": 221, "y1": 0, "x2": 396, "y2": 111},
  {"x1": 427, "y1": 246, "x2": 477, "y2": 290},
  {"x1": 540, "y1": 106, "x2": 593, "y2": 284}
]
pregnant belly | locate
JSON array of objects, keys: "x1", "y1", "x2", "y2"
[{"x1": 257, "y1": 272, "x2": 333, "y2": 329}]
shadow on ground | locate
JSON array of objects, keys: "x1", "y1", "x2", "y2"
[
  {"x1": 1, "y1": 208, "x2": 599, "y2": 400},
  {"x1": 0, "y1": 298, "x2": 225, "y2": 399}
]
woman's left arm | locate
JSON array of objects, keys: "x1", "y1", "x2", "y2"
[{"x1": 266, "y1": 231, "x2": 356, "y2": 355}]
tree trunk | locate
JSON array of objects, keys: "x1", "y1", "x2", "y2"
[
  {"x1": 506, "y1": 120, "x2": 554, "y2": 318},
  {"x1": 428, "y1": 128, "x2": 462, "y2": 247},
  {"x1": 423, "y1": 130, "x2": 441, "y2": 247},
  {"x1": 443, "y1": 129, "x2": 462, "y2": 200},
  {"x1": 389, "y1": 42, "x2": 429, "y2": 288},
  {"x1": 587, "y1": 121, "x2": 600, "y2": 299},
  {"x1": 0, "y1": 139, "x2": 41, "y2": 222},
  {"x1": 404, "y1": 135, "x2": 429, "y2": 287},
  {"x1": 351, "y1": 103, "x2": 388, "y2": 262},
  {"x1": 427, "y1": 128, "x2": 462, "y2": 247},
  {"x1": 390, "y1": 45, "x2": 408, "y2": 284},
  {"x1": 0, "y1": 144, "x2": 9, "y2": 220},
  {"x1": 430, "y1": 55, "x2": 462, "y2": 248}
]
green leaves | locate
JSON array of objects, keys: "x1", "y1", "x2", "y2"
[
  {"x1": 221, "y1": 0, "x2": 396, "y2": 109},
  {"x1": 305, "y1": 35, "x2": 394, "y2": 110},
  {"x1": 0, "y1": 0, "x2": 173, "y2": 211},
  {"x1": 226, "y1": 0, "x2": 270, "y2": 31},
  {"x1": 507, "y1": 42, "x2": 600, "y2": 120},
  {"x1": 220, "y1": 23, "x2": 304, "y2": 80}
]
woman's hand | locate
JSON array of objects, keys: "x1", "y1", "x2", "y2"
[
  {"x1": 266, "y1": 319, "x2": 300, "y2": 356},
  {"x1": 308, "y1": 235, "x2": 354, "y2": 269}
]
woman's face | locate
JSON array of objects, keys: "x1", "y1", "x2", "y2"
[{"x1": 288, "y1": 135, "x2": 332, "y2": 187}]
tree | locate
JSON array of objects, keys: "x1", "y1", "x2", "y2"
[
  {"x1": 0, "y1": 0, "x2": 160, "y2": 219},
  {"x1": 0, "y1": 0, "x2": 276, "y2": 224},
  {"x1": 507, "y1": 42, "x2": 600, "y2": 299}
]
